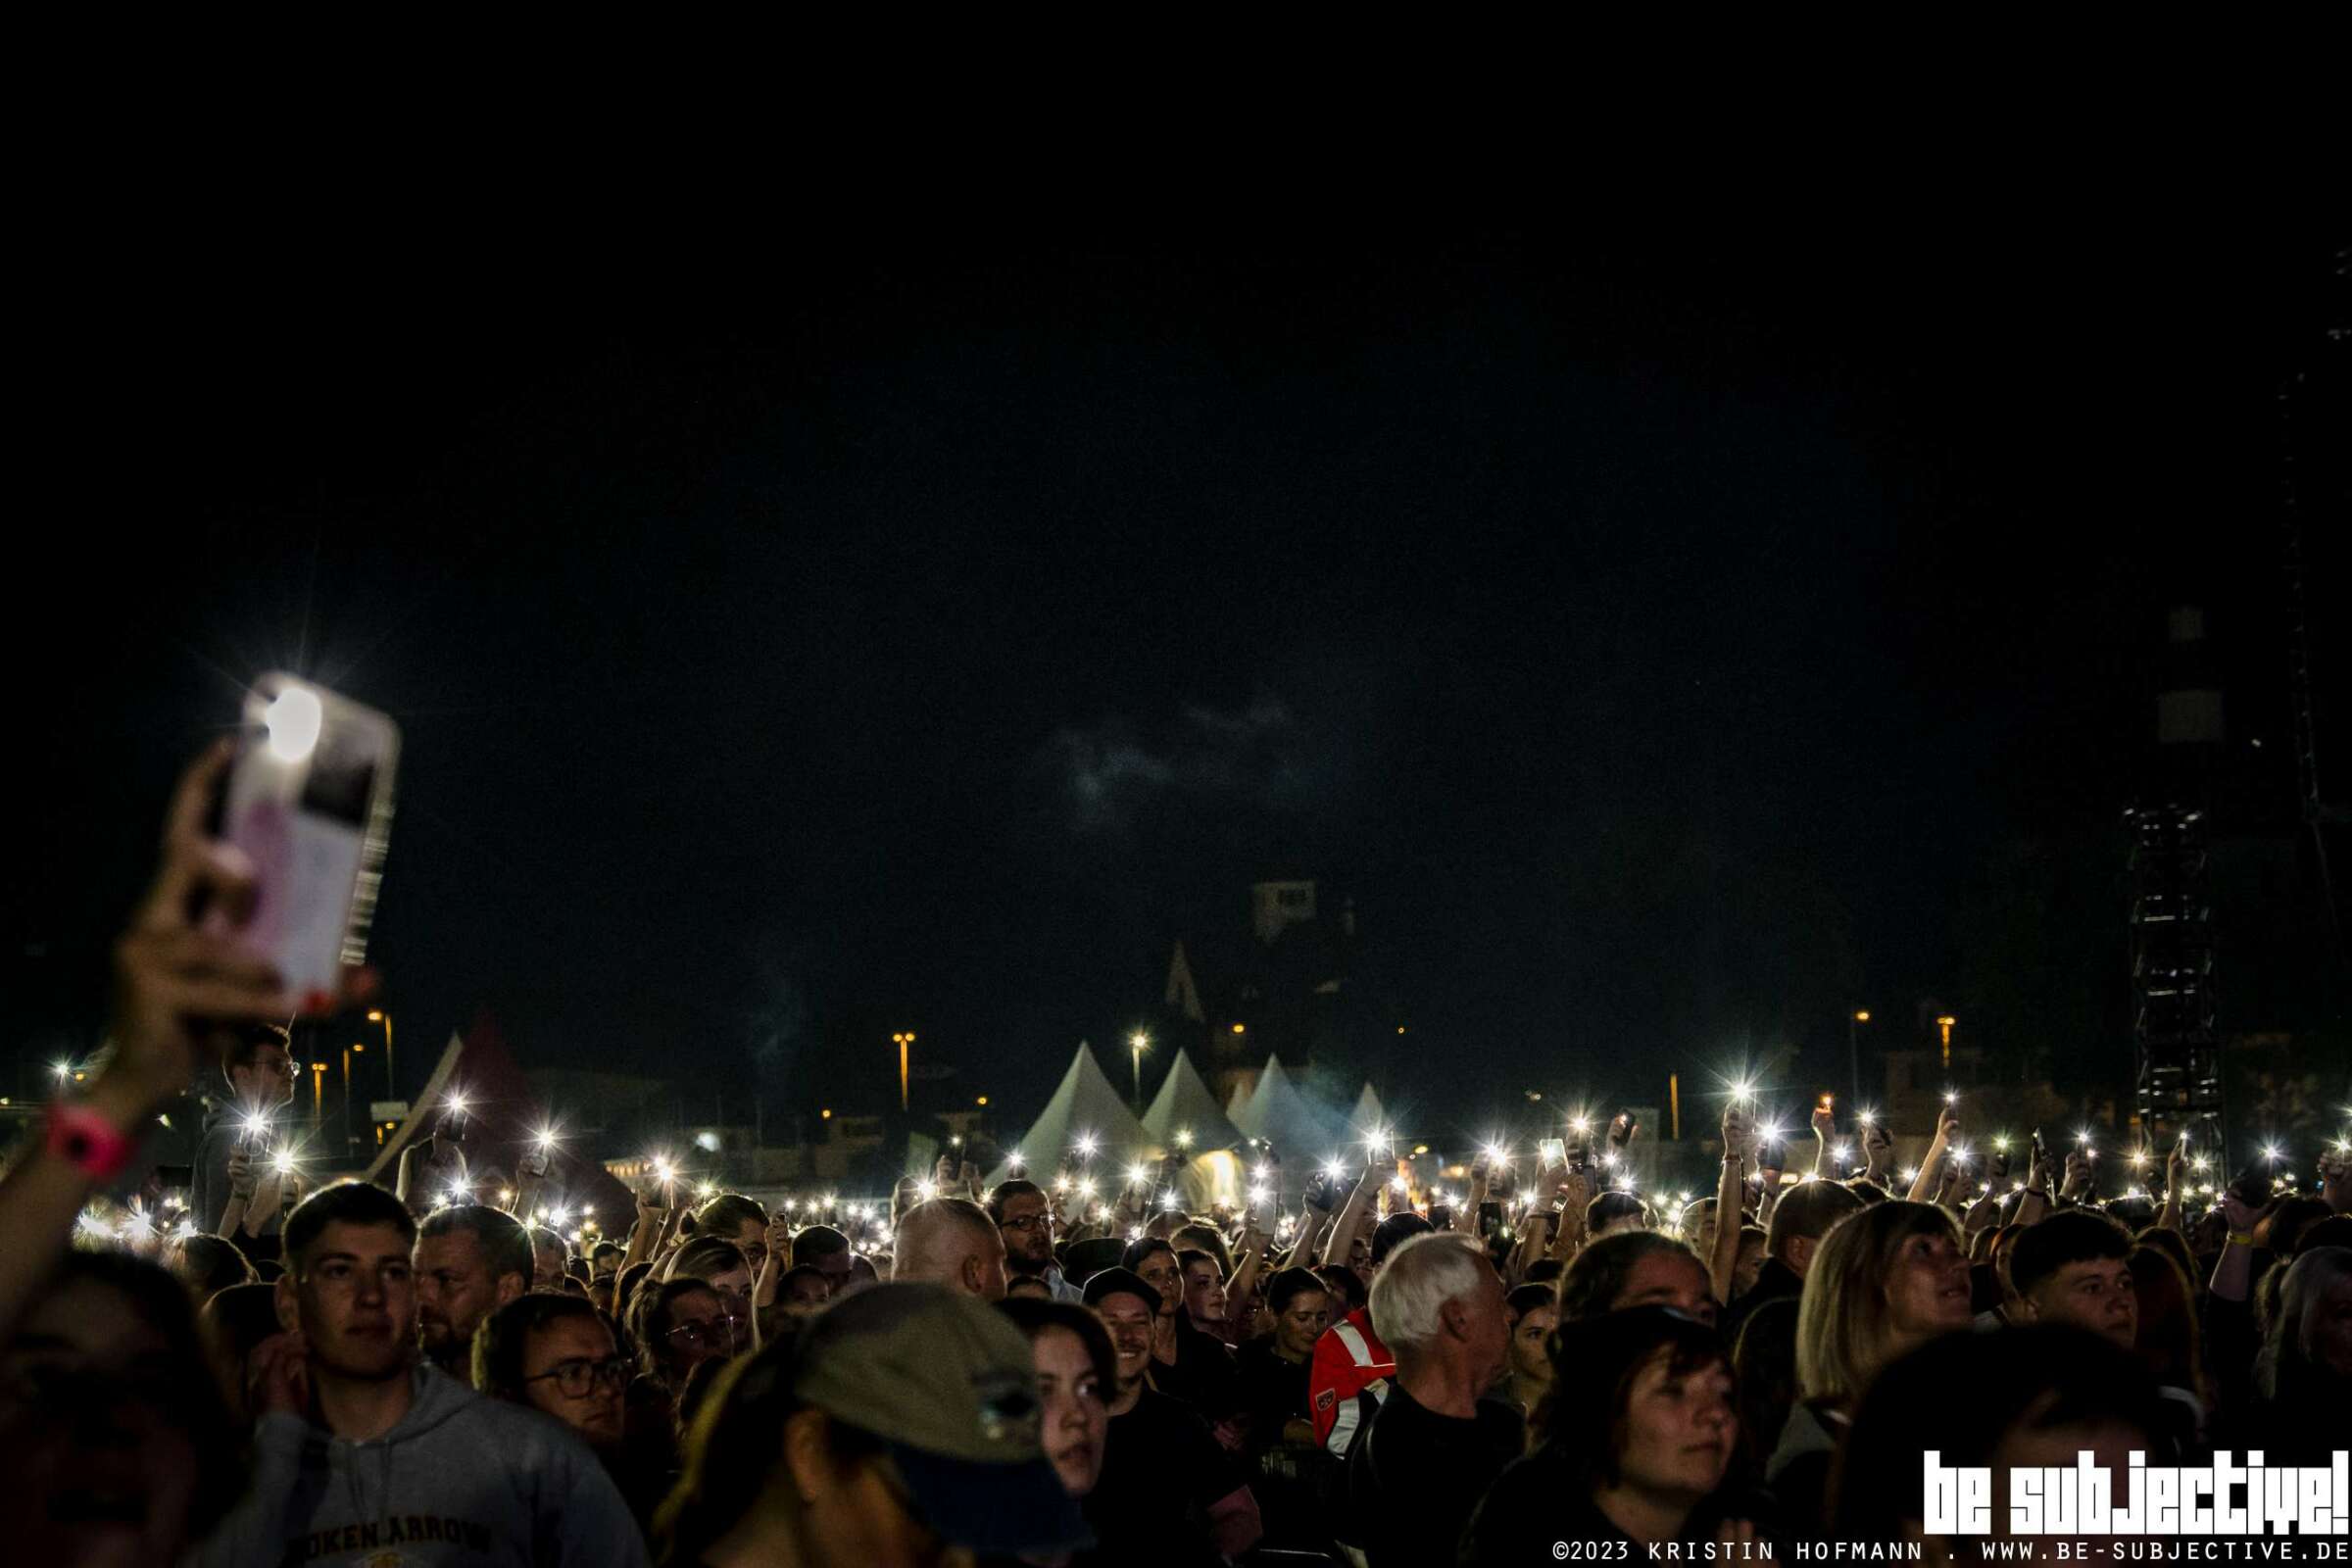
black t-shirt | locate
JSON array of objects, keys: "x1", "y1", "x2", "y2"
[
  {"x1": 1346, "y1": 1381, "x2": 1525, "y2": 1567},
  {"x1": 1461, "y1": 1448, "x2": 1630, "y2": 1566},
  {"x1": 1233, "y1": 1334, "x2": 1312, "y2": 1452},
  {"x1": 1464, "y1": 1445, "x2": 1784, "y2": 1565},
  {"x1": 1721, "y1": 1255, "x2": 1802, "y2": 1344},
  {"x1": 1151, "y1": 1315, "x2": 1242, "y2": 1423},
  {"x1": 1086, "y1": 1389, "x2": 1245, "y2": 1568}
]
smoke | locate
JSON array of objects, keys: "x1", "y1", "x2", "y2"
[{"x1": 1046, "y1": 693, "x2": 1302, "y2": 831}]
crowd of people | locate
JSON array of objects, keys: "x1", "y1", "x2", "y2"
[{"x1": 6, "y1": 748, "x2": 2351, "y2": 1566}]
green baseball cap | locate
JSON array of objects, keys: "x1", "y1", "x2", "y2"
[{"x1": 795, "y1": 1283, "x2": 1090, "y2": 1555}]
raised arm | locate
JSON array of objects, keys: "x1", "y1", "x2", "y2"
[
  {"x1": 620, "y1": 1181, "x2": 672, "y2": 1273},
  {"x1": 2156, "y1": 1142, "x2": 2186, "y2": 1235},
  {"x1": 1711, "y1": 1107, "x2": 1751, "y2": 1303},
  {"x1": 1860, "y1": 1115, "x2": 1893, "y2": 1189},
  {"x1": 1, "y1": 744, "x2": 367, "y2": 1346},
  {"x1": 1907, "y1": 1103, "x2": 1959, "y2": 1204},
  {"x1": 2013, "y1": 1139, "x2": 2053, "y2": 1229},
  {"x1": 1222, "y1": 1217, "x2": 1269, "y2": 1335},
  {"x1": 1545, "y1": 1169, "x2": 1592, "y2": 1263},
  {"x1": 1452, "y1": 1152, "x2": 1492, "y2": 1237},
  {"x1": 1319, "y1": 1159, "x2": 1378, "y2": 1269},
  {"x1": 2207, "y1": 1193, "x2": 2259, "y2": 1304},
  {"x1": 1807, "y1": 1102, "x2": 1836, "y2": 1179}
]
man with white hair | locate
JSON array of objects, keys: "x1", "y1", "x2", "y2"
[
  {"x1": 1344, "y1": 1232, "x2": 1521, "y2": 1568},
  {"x1": 889, "y1": 1197, "x2": 1008, "y2": 1301}
]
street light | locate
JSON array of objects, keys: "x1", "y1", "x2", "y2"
[
  {"x1": 891, "y1": 1033, "x2": 916, "y2": 1112},
  {"x1": 367, "y1": 1009, "x2": 394, "y2": 1099},
  {"x1": 1936, "y1": 1015, "x2": 1957, "y2": 1072},
  {"x1": 1129, "y1": 1032, "x2": 1150, "y2": 1109},
  {"x1": 1848, "y1": 1009, "x2": 1872, "y2": 1108}
]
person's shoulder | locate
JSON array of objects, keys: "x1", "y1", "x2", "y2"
[
  {"x1": 1459, "y1": 1447, "x2": 1589, "y2": 1562},
  {"x1": 1472, "y1": 1395, "x2": 1527, "y2": 1444},
  {"x1": 445, "y1": 1382, "x2": 597, "y2": 1468}
]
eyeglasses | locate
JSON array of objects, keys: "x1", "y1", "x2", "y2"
[
  {"x1": 523, "y1": 1356, "x2": 631, "y2": 1399},
  {"x1": 666, "y1": 1312, "x2": 745, "y2": 1351},
  {"x1": 1000, "y1": 1214, "x2": 1050, "y2": 1233}
]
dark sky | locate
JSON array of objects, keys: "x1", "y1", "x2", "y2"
[{"x1": 10, "y1": 210, "x2": 2345, "y2": 1146}]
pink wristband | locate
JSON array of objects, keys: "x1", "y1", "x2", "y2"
[{"x1": 46, "y1": 1103, "x2": 137, "y2": 1182}]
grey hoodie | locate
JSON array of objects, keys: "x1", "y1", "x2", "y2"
[{"x1": 200, "y1": 1361, "x2": 649, "y2": 1568}]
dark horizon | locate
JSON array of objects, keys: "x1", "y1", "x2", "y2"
[{"x1": 9, "y1": 218, "x2": 2347, "y2": 1160}]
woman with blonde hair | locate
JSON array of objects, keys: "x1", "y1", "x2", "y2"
[{"x1": 1772, "y1": 1200, "x2": 1973, "y2": 1532}]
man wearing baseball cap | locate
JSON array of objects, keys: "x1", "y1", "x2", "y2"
[
  {"x1": 658, "y1": 1283, "x2": 1091, "y2": 1564},
  {"x1": 1080, "y1": 1267, "x2": 1262, "y2": 1564}
]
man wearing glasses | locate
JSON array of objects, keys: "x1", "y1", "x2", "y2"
[
  {"x1": 989, "y1": 1178, "x2": 1084, "y2": 1301},
  {"x1": 200, "y1": 1180, "x2": 646, "y2": 1568},
  {"x1": 474, "y1": 1295, "x2": 630, "y2": 1446}
]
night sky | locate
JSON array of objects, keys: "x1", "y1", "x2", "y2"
[{"x1": 11, "y1": 211, "x2": 2345, "y2": 1149}]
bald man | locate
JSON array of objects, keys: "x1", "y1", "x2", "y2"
[{"x1": 890, "y1": 1197, "x2": 1009, "y2": 1300}]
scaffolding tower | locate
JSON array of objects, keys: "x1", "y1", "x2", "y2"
[{"x1": 2128, "y1": 805, "x2": 2227, "y2": 1156}]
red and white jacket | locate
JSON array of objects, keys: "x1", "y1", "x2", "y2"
[{"x1": 1307, "y1": 1305, "x2": 1395, "y2": 1459}]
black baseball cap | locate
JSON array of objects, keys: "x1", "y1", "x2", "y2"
[
  {"x1": 1080, "y1": 1265, "x2": 1160, "y2": 1314},
  {"x1": 793, "y1": 1284, "x2": 1090, "y2": 1555}
]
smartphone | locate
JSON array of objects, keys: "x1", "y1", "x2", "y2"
[
  {"x1": 1760, "y1": 1130, "x2": 1788, "y2": 1169},
  {"x1": 1427, "y1": 1203, "x2": 1452, "y2": 1230},
  {"x1": 1539, "y1": 1137, "x2": 1568, "y2": 1167},
  {"x1": 1817, "y1": 1093, "x2": 1835, "y2": 1115},
  {"x1": 1476, "y1": 1199, "x2": 1503, "y2": 1238},
  {"x1": 1989, "y1": 1144, "x2": 2013, "y2": 1182},
  {"x1": 2225, "y1": 1165, "x2": 2270, "y2": 1208},
  {"x1": 217, "y1": 673, "x2": 400, "y2": 1012},
  {"x1": 1609, "y1": 1111, "x2": 1638, "y2": 1148}
]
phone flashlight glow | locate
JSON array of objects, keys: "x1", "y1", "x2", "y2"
[{"x1": 263, "y1": 685, "x2": 324, "y2": 763}]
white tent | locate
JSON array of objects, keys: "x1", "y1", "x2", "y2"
[
  {"x1": 1348, "y1": 1082, "x2": 1388, "y2": 1139},
  {"x1": 1233, "y1": 1057, "x2": 1345, "y2": 1165},
  {"x1": 986, "y1": 1041, "x2": 1158, "y2": 1187},
  {"x1": 1142, "y1": 1051, "x2": 1247, "y2": 1155}
]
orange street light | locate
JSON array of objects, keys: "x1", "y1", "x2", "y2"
[{"x1": 891, "y1": 1033, "x2": 916, "y2": 1112}]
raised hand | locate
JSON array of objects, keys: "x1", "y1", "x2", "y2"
[
  {"x1": 1722, "y1": 1105, "x2": 1753, "y2": 1155},
  {"x1": 246, "y1": 1329, "x2": 311, "y2": 1419},
  {"x1": 105, "y1": 744, "x2": 375, "y2": 1126}
]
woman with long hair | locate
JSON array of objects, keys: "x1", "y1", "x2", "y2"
[
  {"x1": 2244, "y1": 1245, "x2": 2352, "y2": 1464},
  {"x1": 654, "y1": 1284, "x2": 1088, "y2": 1567},
  {"x1": 1120, "y1": 1237, "x2": 1238, "y2": 1427},
  {"x1": 1776, "y1": 1200, "x2": 1972, "y2": 1531},
  {"x1": 629, "y1": 1276, "x2": 742, "y2": 1403},
  {"x1": 1460, "y1": 1307, "x2": 1760, "y2": 1558},
  {"x1": 2127, "y1": 1243, "x2": 2208, "y2": 1452}
]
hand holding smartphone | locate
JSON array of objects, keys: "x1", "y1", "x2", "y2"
[{"x1": 215, "y1": 673, "x2": 399, "y2": 1014}]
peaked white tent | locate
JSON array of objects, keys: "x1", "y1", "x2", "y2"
[
  {"x1": 986, "y1": 1042, "x2": 1157, "y2": 1187},
  {"x1": 1348, "y1": 1082, "x2": 1388, "y2": 1138},
  {"x1": 1142, "y1": 1052, "x2": 1246, "y2": 1154},
  {"x1": 1234, "y1": 1057, "x2": 1345, "y2": 1163}
]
